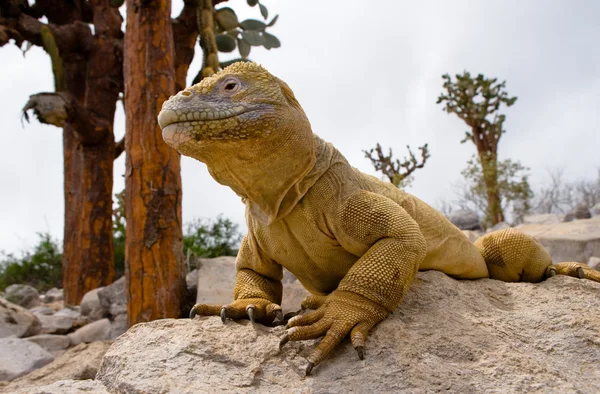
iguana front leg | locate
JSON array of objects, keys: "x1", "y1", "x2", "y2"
[
  {"x1": 280, "y1": 191, "x2": 427, "y2": 374},
  {"x1": 190, "y1": 234, "x2": 284, "y2": 325}
]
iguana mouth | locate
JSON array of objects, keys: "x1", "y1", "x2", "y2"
[{"x1": 157, "y1": 106, "x2": 250, "y2": 129}]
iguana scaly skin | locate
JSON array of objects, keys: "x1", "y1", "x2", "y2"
[{"x1": 158, "y1": 62, "x2": 600, "y2": 374}]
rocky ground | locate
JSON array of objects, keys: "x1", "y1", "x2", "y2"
[{"x1": 1, "y1": 215, "x2": 599, "y2": 393}]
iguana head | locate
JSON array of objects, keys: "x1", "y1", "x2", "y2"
[{"x1": 158, "y1": 62, "x2": 319, "y2": 223}]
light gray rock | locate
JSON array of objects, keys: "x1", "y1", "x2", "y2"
[
  {"x1": 2, "y1": 341, "x2": 112, "y2": 393},
  {"x1": 79, "y1": 287, "x2": 104, "y2": 321},
  {"x1": 0, "y1": 297, "x2": 41, "y2": 338},
  {"x1": 588, "y1": 256, "x2": 600, "y2": 270},
  {"x1": 8, "y1": 379, "x2": 110, "y2": 394},
  {"x1": 487, "y1": 221, "x2": 511, "y2": 233},
  {"x1": 37, "y1": 314, "x2": 73, "y2": 335},
  {"x1": 517, "y1": 216, "x2": 600, "y2": 264},
  {"x1": 97, "y1": 277, "x2": 126, "y2": 318},
  {"x1": 194, "y1": 257, "x2": 308, "y2": 314},
  {"x1": 591, "y1": 203, "x2": 600, "y2": 217},
  {"x1": 44, "y1": 288, "x2": 64, "y2": 303},
  {"x1": 96, "y1": 271, "x2": 600, "y2": 393},
  {"x1": 54, "y1": 307, "x2": 80, "y2": 320},
  {"x1": 523, "y1": 213, "x2": 564, "y2": 225},
  {"x1": 195, "y1": 256, "x2": 236, "y2": 306},
  {"x1": 186, "y1": 269, "x2": 198, "y2": 289},
  {"x1": 462, "y1": 230, "x2": 482, "y2": 243},
  {"x1": 109, "y1": 314, "x2": 128, "y2": 340},
  {"x1": 68, "y1": 318, "x2": 111, "y2": 346},
  {"x1": 25, "y1": 334, "x2": 71, "y2": 353},
  {"x1": 4, "y1": 284, "x2": 40, "y2": 309},
  {"x1": 0, "y1": 337, "x2": 53, "y2": 381},
  {"x1": 448, "y1": 209, "x2": 481, "y2": 231},
  {"x1": 30, "y1": 306, "x2": 54, "y2": 315}
]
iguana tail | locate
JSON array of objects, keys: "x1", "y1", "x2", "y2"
[{"x1": 473, "y1": 228, "x2": 600, "y2": 283}]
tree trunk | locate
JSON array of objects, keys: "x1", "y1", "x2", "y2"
[
  {"x1": 124, "y1": 0, "x2": 185, "y2": 325},
  {"x1": 60, "y1": 3, "x2": 122, "y2": 304},
  {"x1": 478, "y1": 151, "x2": 505, "y2": 226}
]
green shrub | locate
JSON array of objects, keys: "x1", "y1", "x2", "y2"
[
  {"x1": 0, "y1": 232, "x2": 63, "y2": 292},
  {"x1": 183, "y1": 215, "x2": 242, "y2": 261}
]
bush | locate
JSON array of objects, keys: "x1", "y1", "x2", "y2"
[
  {"x1": 0, "y1": 232, "x2": 62, "y2": 292},
  {"x1": 183, "y1": 215, "x2": 242, "y2": 263}
]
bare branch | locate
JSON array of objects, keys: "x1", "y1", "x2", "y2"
[{"x1": 364, "y1": 143, "x2": 430, "y2": 188}]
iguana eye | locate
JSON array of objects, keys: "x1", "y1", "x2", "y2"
[{"x1": 222, "y1": 79, "x2": 240, "y2": 93}]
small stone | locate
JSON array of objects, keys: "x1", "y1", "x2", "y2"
[
  {"x1": 98, "y1": 277, "x2": 126, "y2": 318},
  {"x1": 80, "y1": 287, "x2": 104, "y2": 321},
  {"x1": 44, "y1": 288, "x2": 64, "y2": 303},
  {"x1": 588, "y1": 256, "x2": 600, "y2": 270},
  {"x1": 30, "y1": 306, "x2": 54, "y2": 316},
  {"x1": 4, "y1": 284, "x2": 41, "y2": 309},
  {"x1": 68, "y1": 318, "x2": 111, "y2": 345},
  {"x1": 0, "y1": 297, "x2": 41, "y2": 338},
  {"x1": 448, "y1": 209, "x2": 481, "y2": 231},
  {"x1": 37, "y1": 314, "x2": 74, "y2": 335},
  {"x1": 0, "y1": 337, "x2": 53, "y2": 381},
  {"x1": 25, "y1": 334, "x2": 71, "y2": 353},
  {"x1": 109, "y1": 314, "x2": 128, "y2": 340}
]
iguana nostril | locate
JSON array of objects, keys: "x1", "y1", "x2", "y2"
[{"x1": 179, "y1": 90, "x2": 192, "y2": 100}]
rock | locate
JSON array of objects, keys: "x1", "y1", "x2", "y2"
[
  {"x1": 37, "y1": 314, "x2": 74, "y2": 335},
  {"x1": 2, "y1": 341, "x2": 112, "y2": 393},
  {"x1": 186, "y1": 269, "x2": 198, "y2": 290},
  {"x1": 96, "y1": 271, "x2": 600, "y2": 393},
  {"x1": 591, "y1": 203, "x2": 600, "y2": 217},
  {"x1": 8, "y1": 379, "x2": 110, "y2": 394},
  {"x1": 517, "y1": 216, "x2": 600, "y2": 264},
  {"x1": 194, "y1": 257, "x2": 309, "y2": 314},
  {"x1": 25, "y1": 334, "x2": 71, "y2": 354},
  {"x1": 564, "y1": 203, "x2": 591, "y2": 222},
  {"x1": 4, "y1": 284, "x2": 40, "y2": 309},
  {"x1": 487, "y1": 221, "x2": 511, "y2": 233},
  {"x1": 79, "y1": 287, "x2": 104, "y2": 321},
  {"x1": 195, "y1": 256, "x2": 237, "y2": 306},
  {"x1": 44, "y1": 288, "x2": 64, "y2": 303},
  {"x1": 68, "y1": 318, "x2": 111, "y2": 346},
  {"x1": 98, "y1": 277, "x2": 126, "y2": 318},
  {"x1": 448, "y1": 209, "x2": 481, "y2": 231},
  {"x1": 522, "y1": 213, "x2": 564, "y2": 225},
  {"x1": 462, "y1": 230, "x2": 482, "y2": 243},
  {"x1": 109, "y1": 314, "x2": 128, "y2": 340},
  {"x1": 0, "y1": 297, "x2": 41, "y2": 338},
  {"x1": 0, "y1": 338, "x2": 53, "y2": 381},
  {"x1": 588, "y1": 256, "x2": 600, "y2": 270},
  {"x1": 30, "y1": 306, "x2": 54, "y2": 316},
  {"x1": 53, "y1": 307, "x2": 80, "y2": 320}
]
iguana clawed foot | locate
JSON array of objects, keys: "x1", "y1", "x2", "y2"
[
  {"x1": 545, "y1": 262, "x2": 600, "y2": 282},
  {"x1": 279, "y1": 290, "x2": 388, "y2": 375},
  {"x1": 189, "y1": 298, "x2": 283, "y2": 325}
]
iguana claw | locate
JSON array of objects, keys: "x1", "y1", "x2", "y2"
[
  {"x1": 220, "y1": 307, "x2": 228, "y2": 323},
  {"x1": 189, "y1": 308, "x2": 197, "y2": 319},
  {"x1": 246, "y1": 305, "x2": 256, "y2": 323},
  {"x1": 305, "y1": 362, "x2": 314, "y2": 376},
  {"x1": 279, "y1": 333, "x2": 290, "y2": 350},
  {"x1": 356, "y1": 346, "x2": 365, "y2": 360}
]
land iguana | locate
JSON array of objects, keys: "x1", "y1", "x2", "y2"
[{"x1": 158, "y1": 62, "x2": 600, "y2": 375}]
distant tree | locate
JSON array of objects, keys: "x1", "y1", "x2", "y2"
[
  {"x1": 437, "y1": 71, "x2": 518, "y2": 226},
  {"x1": 183, "y1": 216, "x2": 242, "y2": 261},
  {"x1": 457, "y1": 156, "x2": 533, "y2": 226},
  {"x1": 364, "y1": 143, "x2": 430, "y2": 189},
  {"x1": 0, "y1": 233, "x2": 62, "y2": 292}
]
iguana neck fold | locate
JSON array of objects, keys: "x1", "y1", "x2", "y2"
[{"x1": 209, "y1": 134, "x2": 343, "y2": 225}]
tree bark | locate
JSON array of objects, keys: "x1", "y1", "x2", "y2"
[{"x1": 124, "y1": 0, "x2": 185, "y2": 325}]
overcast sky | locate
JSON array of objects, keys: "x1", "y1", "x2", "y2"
[{"x1": 1, "y1": 0, "x2": 599, "y2": 255}]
